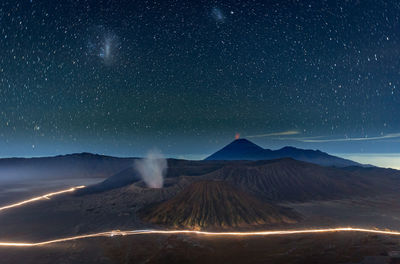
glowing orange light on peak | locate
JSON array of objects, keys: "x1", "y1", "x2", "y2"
[{"x1": 235, "y1": 133, "x2": 240, "y2": 140}]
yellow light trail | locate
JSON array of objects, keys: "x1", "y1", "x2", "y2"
[
  {"x1": 1, "y1": 186, "x2": 400, "y2": 248},
  {"x1": 2, "y1": 227, "x2": 400, "y2": 247},
  {"x1": 0, "y1": 186, "x2": 86, "y2": 212}
]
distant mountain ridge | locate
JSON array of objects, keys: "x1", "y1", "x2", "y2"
[
  {"x1": 205, "y1": 138, "x2": 364, "y2": 167},
  {"x1": 0, "y1": 152, "x2": 136, "y2": 181}
]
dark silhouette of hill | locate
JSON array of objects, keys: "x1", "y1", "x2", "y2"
[
  {"x1": 77, "y1": 159, "x2": 227, "y2": 195},
  {"x1": 200, "y1": 158, "x2": 377, "y2": 201},
  {"x1": 81, "y1": 158, "x2": 400, "y2": 201},
  {"x1": 140, "y1": 181, "x2": 300, "y2": 229},
  {"x1": 0, "y1": 153, "x2": 135, "y2": 181},
  {"x1": 76, "y1": 167, "x2": 141, "y2": 195},
  {"x1": 205, "y1": 138, "x2": 363, "y2": 167}
]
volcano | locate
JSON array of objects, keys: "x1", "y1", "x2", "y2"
[
  {"x1": 205, "y1": 138, "x2": 363, "y2": 167},
  {"x1": 140, "y1": 180, "x2": 300, "y2": 230}
]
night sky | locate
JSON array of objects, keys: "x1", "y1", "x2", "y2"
[{"x1": 1, "y1": 0, "x2": 400, "y2": 165}]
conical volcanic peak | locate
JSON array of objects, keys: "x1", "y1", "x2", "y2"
[
  {"x1": 205, "y1": 138, "x2": 363, "y2": 167},
  {"x1": 225, "y1": 138, "x2": 263, "y2": 149},
  {"x1": 205, "y1": 138, "x2": 269, "y2": 161},
  {"x1": 140, "y1": 180, "x2": 300, "y2": 230}
]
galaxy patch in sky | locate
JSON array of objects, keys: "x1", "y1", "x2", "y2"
[{"x1": 0, "y1": 0, "x2": 399, "y2": 164}]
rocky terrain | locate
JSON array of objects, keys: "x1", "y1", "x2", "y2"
[
  {"x1": 1, "y1": 142, "x2": 400, "y2": 263},
  {"x1": 79, "y1": 158, "x2": 400, "y2": 202},
  {"x1": 140, "y1": 181, "x2": 300, "y2": 229}
]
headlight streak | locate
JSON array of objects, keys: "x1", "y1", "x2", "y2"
[
  {"x1": 1, "y1": 186, "x2": 400, "y2": 248},
  {"x1": 0, "y1": 186, "x2": 86, "y2": 212},
  {"x1": 2, "y1": 227, "x2": 400, "y2": 247}
]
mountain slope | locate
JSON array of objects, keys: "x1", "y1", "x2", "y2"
[
  {"x1": 205, "y1": 139, "x2": 271, "y2": 161},
  {"x1": 205, "y1": 138, "x2": 362, "y2": 167},
  {"x1": 140, "y1": 181, "x2": 300, "y2": 229},
  {"x1": 76, "y1": 166, "x2": 142, "y2": 195},
  {"x1": 201, "y1": 158, "x2": 374, "y2": 201},
  {"x1": 0, "y1": 153, "x2": 135, "y2": 181},
  {"x1": 83, "y1": 158, "x2": 399, "y2": 202}
]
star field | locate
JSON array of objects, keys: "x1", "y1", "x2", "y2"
[{"x1": 1, "y1": 0, "x2": 400, "y2": 157}]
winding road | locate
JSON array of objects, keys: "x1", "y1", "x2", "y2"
[{"x1": 1, "y1": 186, "x2": 400, "y2": 247}]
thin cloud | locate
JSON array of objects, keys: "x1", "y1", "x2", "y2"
[
  {"x1": 274, "y1": 135, "x2": 326, "y2": 141},
  {"x1": 298, "y1": 133, "x2": 400, "y2": 143},
  {"x1": 247, "y1": 130, "x2": 300, "y2": 138}
]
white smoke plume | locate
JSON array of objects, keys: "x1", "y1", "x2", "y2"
[{"x1": 134, "y1": 150, "x2": 167, "y2": 188}]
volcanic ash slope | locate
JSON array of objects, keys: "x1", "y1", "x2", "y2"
[{"x1": 140, "y1": 180, "x2": 301, "y2": 230}]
